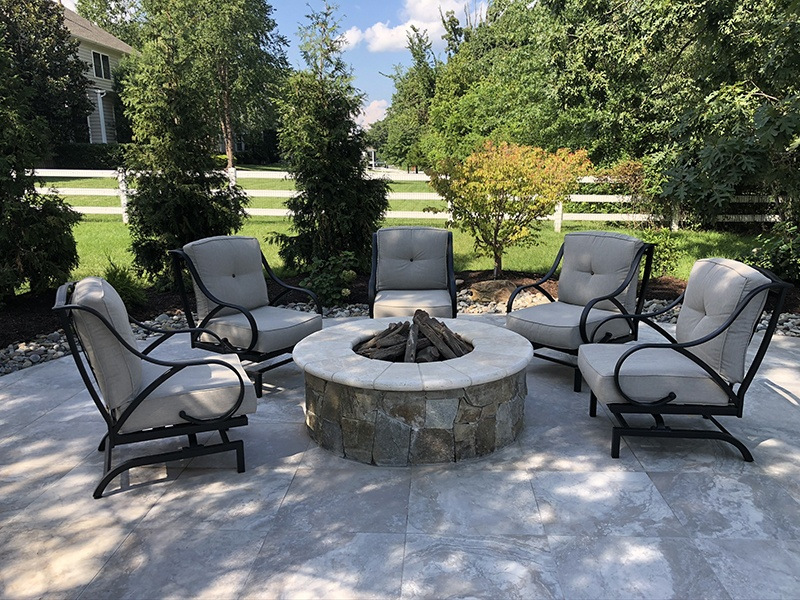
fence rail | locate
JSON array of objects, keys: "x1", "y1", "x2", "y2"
[{"x1": 33, "y1": 168, "x2": 779, "y2": 228}]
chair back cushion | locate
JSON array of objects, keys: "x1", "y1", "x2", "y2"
[
  {"x1": 374, "y1": 227, "x2": 451, "y2": 291},
  {"x1": 557, "y1": 231, "x2": 644, "y2": 311},
  {"x1": 183, "y1": 236, "x2": 269, "y2": 318},
  {"x1": 70, "y1": 277, "x2": 142, "y2": 411},
  {"x1": 676, "y1": 258, "x2": 770, "y2": 384}
]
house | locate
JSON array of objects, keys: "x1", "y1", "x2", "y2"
[{"x1": 61, "y1": 6, "x2": 133, "y2": 144}]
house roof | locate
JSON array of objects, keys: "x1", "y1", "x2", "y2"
[{"x1": 61, "y1": 6, "x2": 134, "y2": 55}]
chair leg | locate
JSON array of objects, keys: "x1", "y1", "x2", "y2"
[
  {"x1": 573, "y1": 368, "x2": 582, "y2": 393},
  {"x1": 589, "y1": 392, "x2": 598, "y2": 417}
]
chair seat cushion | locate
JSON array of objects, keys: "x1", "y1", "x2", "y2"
[
  {"x1": 373, "y1": 289, "x2": 454, "y2": 318},
  {"x1": 201, "y1": 306, "x2": 322, "y2": 355},
  {"x1": 118, "y1": 354, "x2": 258, "y2": 433},
  {"x1": 506, "y1": 301, "x2": 632, "y2": 351},
  {"x1": 578, "y1": 343, "x2": 733, "y2": 406}
]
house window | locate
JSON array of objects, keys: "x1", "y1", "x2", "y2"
[{"x1": 92, "y1": 51, "x2": 111, "y2": 80}]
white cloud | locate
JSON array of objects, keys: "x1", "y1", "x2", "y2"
[
  {"x1": 342, "y1": 26, "x2": 364, "y2": 49},
  {"x1": 347, "y1": 1, "x2": 487, "y2": 54},
  {"x1": 358, "y1": 99, "x2": 388, "y2": 127}
]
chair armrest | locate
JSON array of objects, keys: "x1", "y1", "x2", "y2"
[
  {"x1": 585, "y1": 295, "x2": 684, "y2": 344},
  {"x1": 506, "y1": 244, "x2": 564, "y2": 312},
  {"x1": 611, "y1": 342, "x2": 737, "y2": 407},
  {"x1": 115, "y1": 354, "x2": 248, "y2": 431}
]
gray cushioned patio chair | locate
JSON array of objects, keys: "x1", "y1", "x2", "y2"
[
  {"x1": 54, "y1": 277, "x2": 257, "y2": 498},
  {"x1": 368, "y1": 226, "x2": 457, "y2": 318},
  {"x1": 578, "y1": 258, "x2": 791, "y2": 461},
  {"x1": 170, "y1": 236, "x2": 322, "y2": 397},
  {"x1": 506, "y1": 231, "x2": 654, "y2": 391}
]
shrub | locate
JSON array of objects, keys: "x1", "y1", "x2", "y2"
[
  {"x1": 429, "y1": 141, "x2": 591, "y2": 278},
  {"x1": 639, "y1": 228, "x2": 685, "y2": 278},
  {"x1": 300, "y1": 251, "x2": 359, "y2": 307},
  {"x1": 102, "y1": 259, "x2": 147, "y2": 309},
  {"x1": 741, "y1": 222, "x2": 800, "y2": 283},
  {"x1": 44, "y1": 143, "x2": 125, "y2": 169}
]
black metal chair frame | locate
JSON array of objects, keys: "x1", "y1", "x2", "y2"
[
  {"x1": 368, "y1": 229, "x2": 458, "y2": 318},
  {"x1": 170, "y1": 248, "x2": 322, "y2": 397},
  {"x1": 507, "y1": 241, "x2": 655, "y2": 392},
  {"x1": 54, "y1": 282, "x2": 250, "y2": 499},
  {"x1": 585, "y1": 266, "x2": 791, "y2": 461}
]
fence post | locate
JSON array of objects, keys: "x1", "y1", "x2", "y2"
[
  {"x1": 671, "y1": 206, "x2": 680, "y2": 231},
  {"x1": 553, "y1": 201, "x2": 563, "y2": 233},
  {"x1": 227, "y1": 166, "x2": 237, "y2": 187},
  {"x1": 117, "y1": 168, "x2": 128, "y2": 224}
]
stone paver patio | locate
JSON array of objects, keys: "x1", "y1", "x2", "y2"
[{"x1": 1, "y1": 314, "x2": 799, "y2": 599}]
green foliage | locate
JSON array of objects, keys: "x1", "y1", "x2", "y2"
[
  {"x1": 638, "y1": 229, "x2": 685, "y2": 278},
  {"x1": 742, "y1": 222, "x2": 800, "y2": 282},
  {"x1": 275, "y1": 2, "x2": 389, "y2": 271},
  {"x1": 122, "y1": 0, "x2": 249, "y2": 283},
  {"x1": 300, "y1": 251, "x2": 359, "y2": 306},
  {"x1": 76, "y1": 0, "x2": 144, "y2": 49},
  {"x1": 102, "y1": 258, "x2": 147, "y2": 309},
  {"x1": 0, "y1": 6, "x2": 84, "y2": 300},
  {"x1": 0, "y1": 0, "x2": 92, "y2": 145},
  {"x1": 430, "y1": 141, "x2": 591, "y2": 277},
  {"x1": 382, "y1": 27, "x2": 439, "y2": 168}
]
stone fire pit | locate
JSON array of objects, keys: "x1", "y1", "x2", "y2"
[{"x1": 292, "y1": 318, "x2": 533, "y2": 466}]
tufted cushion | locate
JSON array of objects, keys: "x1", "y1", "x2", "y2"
[
  {"x1": 183, "y1": 236, "x2": 269, "y2": 319},
  {"x1": 373, "y1": 289, "x2": 455, "y2": 319},
  {"x1": 676, "y1": 258, "x2": 770, "y2": 384},
  {"x1": 118, "y1": 354, "x2": 258, "y2": 433},
  {"x1": 199, "y1": 305, "x2": 322, "y2": 354},
  {"x1": 375, "y1": 227, "x2": 450, "y2": 291},
  {"x1": 557, "y1": 231, "x2": 644, "y2": 311},
  {"x1": 578, "y1": 342, "x2": 733, "y2": 406},
  {"x1": 70, "y1": 277, "x2": 142, "y2": 412},
  {"x1": 507, "y1": 301, "x2": 633, "y2": 350}
]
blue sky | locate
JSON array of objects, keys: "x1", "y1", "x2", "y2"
[
  {"x1": 59, "y1": 0, "x2": 485, "y2": 127},
  {"x1": 271, "y1": 1, "x2": 486, "y2": 125}
]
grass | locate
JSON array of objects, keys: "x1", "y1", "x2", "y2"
[{"x1": 68, "y1": 214, "x2": 759, "y2": 283}]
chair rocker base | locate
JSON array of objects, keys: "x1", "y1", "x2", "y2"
[
  {"x1": 601, "y1": 402, "x2": 753, "y2": 462},
  {"x1": 95, "y1": 416, "x2": 249, "y2": 499}
]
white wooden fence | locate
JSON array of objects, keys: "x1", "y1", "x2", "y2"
[{"x1": 33, "y1": 168, "x2": 779, "y2": 229}]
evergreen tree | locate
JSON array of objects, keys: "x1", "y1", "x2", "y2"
[
  {"x1": 122, "y1": 0, "x2": 248, "y2": 283},
  {"x1": 275, "y1": 2, "x2": 388, "y2": 271}
]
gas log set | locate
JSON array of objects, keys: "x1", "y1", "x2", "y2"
[{"x1": 354, "y1": 310, "x2": 474, "y2": 363}]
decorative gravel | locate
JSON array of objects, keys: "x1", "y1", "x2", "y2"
[{"x1": 2, "y1": 290, "x2": 798, "y2": 377}]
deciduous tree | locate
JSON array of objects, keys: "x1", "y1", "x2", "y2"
[{"x1": 430, "y1": 141, "x2": 590, "y2": 277}]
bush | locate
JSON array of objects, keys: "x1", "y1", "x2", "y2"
[
  {"x1": 639, "y1": 228, "x2": 685, "y2": 278},
  {"x1": 300, "y1": 251, "x2": 359, "y2": 307},
  {"x1": 741, "y1": 222, "x2": 800, "y2": 283},
  {"x1": 0, "y1": 192, "x2": 81, "y2": 300},
  {"x1": 102, "y1": 259, "x2": 147, "y2": 309}
]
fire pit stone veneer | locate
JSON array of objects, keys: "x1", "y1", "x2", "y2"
[{"x1": 292, "y1": 318, "x2": 534, "y2": 466}]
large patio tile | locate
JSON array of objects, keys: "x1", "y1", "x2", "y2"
[
  {"x1": 695, "y1": 538, "x2": 800, "y2": 600},
  {"x1": 650, "y1": 472, "x2": 800, "y2": 540},
  {"x1": 242, "y1": 530, "x2": 405, "y2": 599},
  {"x1": 548, "y1": 535, "x2": 730, "y2": 599},
  {"x1": 4, "y1": 461, "x2": 168, "y2": 530},
  {"x1": 137, "y1": 468, "x2": 295, "y2": 533},
  {"x1": 531, "y1": 471, "x2": 687, "y2": 537},
  {"x1": 0, "y1": 523, "x2": 129, "y2": 599},
  {"x1": 401, "y1": 534, "x2": 563, "y2": 599},
  {"x1": 515, "y1": 422, "x2": 644, "y2": 472},
  {"x1": 271, "y1": 467, "x2": 411, "y2": 534},
  {"x1": 79, "y1": 527, "x2": 265, "y2": 599},
  {"x1": 408, "y1": 467, "x2": 543, "y2": 536},
  {"x1": 185, "y1": 422, "x2": 310, "y2": 474}
]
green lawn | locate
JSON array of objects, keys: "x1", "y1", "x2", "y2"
[{"x1": 69, "y1": 215, "x2": 758, "y2": 283}]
